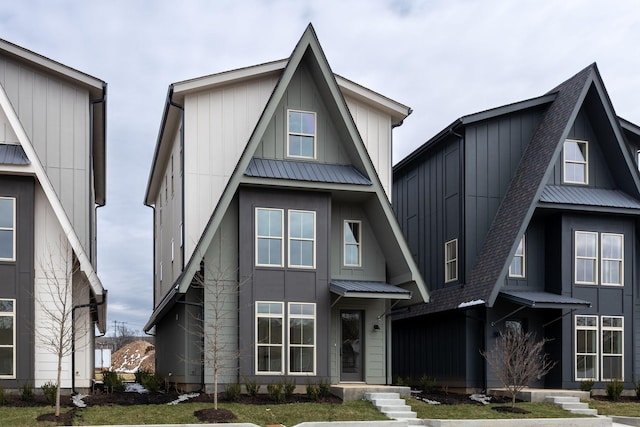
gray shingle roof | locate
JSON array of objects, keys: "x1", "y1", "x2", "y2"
[
  {"x1": 245, "y1": 158, "x2": 371, "y2": 185},
  {"x1": 330, "y1": 280, "x2": 411, "y2": 299},
  {"x1": 540, "y1": 185, "x2": 640, "y2": 210},
  {"x1": 0, "y1": 144, "x2": 29, "y2": 165}
]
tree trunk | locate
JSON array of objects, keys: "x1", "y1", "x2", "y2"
[{"x1": 56, "y1": 349, "x2": 62, "y2": 417}]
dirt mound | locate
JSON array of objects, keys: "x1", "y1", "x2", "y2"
[{"x1": 110, "y1": 340, "x2": 155, "y2": 373}]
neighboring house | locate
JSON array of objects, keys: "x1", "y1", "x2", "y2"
[
  {"x1": 392, "y1": 63, "x2": 640, "y2": 391},
  {"x1": 143, "y1": 25, "x2": 428, "y2": 391},
  {"x1": 0, "y1": 40, "x2": 107, "y2": 390}
]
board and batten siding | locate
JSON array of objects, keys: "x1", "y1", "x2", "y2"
[{"x1": 0, "y1": 55, "x2": 94, "y2": 260}]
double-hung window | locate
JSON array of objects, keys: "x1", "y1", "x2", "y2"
[
  {"x1": 563, "y1": 139, "x2": 588, "y2": 184},
  {"x1": 444, "y1": 239, "x2": 458, "y2": 283},
  {"x1": 575, "y1": 315, "x2": 624, "y2": 381},
  {"x1": 256, "y1": 208, "x2": 284, "y2": 267},
  {"x1": 601, "y1": 316, "x2": 623, "y2": 380},
  {"x1": 256, "y1": 302, "x2": 284, "y2": 374},
  {"x1": 344, "y1": 220, "x2": 361, "y2": 267},
  {"x1": 601, "y1": 234, "x2": 623, "y2": 286},
  {"x1": 288, "y1": 210, "x2": 315, "y2": 268},
  {"x1": 0, "y1": 299, "x2": 15, "y2": 379},
  {"x1": 288, "y1": 110, "x2": 316, "y2": 159},
  {"x1": 509, "y1": 235, "x2": 525, "y2": 278},
  {"x1": 574, "y1": 231, "x2": 623, "y2": 286},
  {"x1": 0, "y1": 197, "x2": 16, "y2": 261},
  {"x1": 575, "y1": 315, "x2": 598, "y2": 380},
  {"x1": 288, "y1": 303, "x2": 316, "y2": 374},
  {"x1": 575, "y1": 231, "x2": 598, "y2": 284}
]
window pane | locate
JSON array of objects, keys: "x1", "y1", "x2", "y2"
[
  {"x1": 576, "y1": 259, "x2": 596, "y2": 283},
  {"x1": 0, "y1": 316, "x2": 12, "y2": 346},
  {"x1": 602, "y1": 356, "x2": 622, "y2": 380},
  {"x1": 345, "y1": 245, "x2": 359, "y2": 265},
  {"x1": 257, "y1": 209, "x2": 281, "y2": 237},
  {"x1": 576, "y1": 355, "x2": 596, "y2": 379},
  {"x1": 289, "y1": 111, "x2": 302, "y2": 133},
  {"x1": 509, "y1": 258, "x2": 523, "y2": 276},
  {"x1": 290, "y1": 347, "x2": 314, "y2": 373},
  {"x1": 0, "y1": 300, "x2": 13, "y2": 313},
  {"x1": 0, "y1": 199, "x2": 13, "y2": 229},
  {"x1": 290, "y1": 240, "x2": 313, "y2": 266},
  {"x1": 0, "y1": 230, "x2": 13, "y2": 260},
  {"x1": 257, "y1": 346, "x2": 282, "y2": 372},
  {"x1": 576, "y1": 233, "x2": 597, "y2": 257},
  {"x1": 602, "y1": 260, "x2": 621, "y2": 284},
  {"x1": 0, "y1": 347, "x2": 13, "y2": 376},
  {"x1": 345, "y1": 222, "x2": 359, "y2": 244},
  {"x1": 602, "y1": 234, "x2": 622, "y2": 258},
  {"x1": 603, "y1": 317, "x2": 622, "y2": 328},
  {"x1": 577, "y1": 316, "x2": 597, "y2": 327},
  {"x1": 301, "y1": 112, "x2": 315, "y2": 134}
]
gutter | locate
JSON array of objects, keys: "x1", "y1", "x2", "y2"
[{"x1": 89, "y1": 83, "x2": 107, "y2": 264}]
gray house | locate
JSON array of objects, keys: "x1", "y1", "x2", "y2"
[
  {"x1": 0, "y1": 39, "x2": 107, "y2": 390},
  {"x1": 392, "y1": 63, "x2": 640, "y2": 391},
  {"x1": 144, "y1": 25, "x2": 428, "y2": 392}
]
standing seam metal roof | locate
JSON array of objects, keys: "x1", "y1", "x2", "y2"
[
  {"x1": 0, "y1": 144, "x2": 29, "y2": 165},
  {"x1": 245, "y1": 157, "x2": 371, "y2": 185},
  {"x1": 540, "y1": 185, "x2": 640, "y2": 209}
]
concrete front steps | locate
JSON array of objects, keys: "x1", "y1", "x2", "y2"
[
  {"x1": 545, "y1": 395, "x2": 598, "y2": 416},
  {"x1": 365, "y1": 392, "x2": 422, "y2": 425}
]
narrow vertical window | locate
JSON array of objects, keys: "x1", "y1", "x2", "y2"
[
  {"x1": 444, "y1": 239, "x2": 458, "y2": 283},
  {"x1": 256, "y1": 302, "x2": 284, "y2": 374},
  {"x1": 601, "y1": 316, "x2": 623, "y2": 380},
  {"x1": 256, "y1": 208, "x2": 284, "y2": 267},
  {"x1": 575, "y1": 315, "x2": 598, "y2": 380},
  {"x1": 288, "y1": 303, "x2": 316, "y2": 374},
  {"x1": 171, "y1": 155, "x2": 174, "y2": 197},
  {"x1": 344, "y1": 220, "x2": 361, "y2": 267},
  {"x1": 0, "y1": 197, "x2": 16, "y2": 261},
  {"x1": 575, "y1": 231, "x2": 597, "y2": 284},
  {"x1": 563, "y1": 139, "x2": 588, "y2": 184},
  {"x1": 288, "y1": 110, "x2": 316, "y2": 159},
  {"x1": 509, "y1": 235, "x2": 525, "y2": 278},
  {"x1": 0, "y1": 299, "x2": 15, "y2": 379},
  {"x1": 601, "y1": 233, "x2": 623, "y2": 286},
  {"x1": 288, "y1": 210, "x2": 315, "y2": 268}
]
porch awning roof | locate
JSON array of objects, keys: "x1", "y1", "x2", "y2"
[
  {"x1": 499, "y1": 290, "x2": 591, "y2": 309},
  {"x1": 330, "y1": 280, "x2": 412, "y2": 300}
]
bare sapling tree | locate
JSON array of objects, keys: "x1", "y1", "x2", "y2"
[
  {"x1": 36, "y1": 240, "x2": 88, "y2": 417},
  {"x1": 481, "y1": 328, "x2": 556, "y2": 408}
]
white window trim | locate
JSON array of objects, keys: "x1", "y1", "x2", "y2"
[
  {"x1": 601, "y1": 316, "x2": 624, "y2": 381},
  {"x1": 255, "y1": 302, "x2": 285, "y2": 375},
  {"x1": 601, "y1": 233, "x2": 623, "y2": 286},
  {"x1": 575, "y1": 231, "x2": 598, "y2": 285},
  {"x1": 575, "y1": 315, "x2": 598, "y2": 381},
  {"x1": 0, "y1": 299, "x2": 16, "y2": 379},
  {"x1": 508, "y1": 235, "x2": 525, "y2": 278},
  {"x1": 343, "y1": 220, "x2": 362, "y2": 267},
  {"x1": 444, "y1": 239, "x2": 458, "y2": 283},
  {"x1": 287, "y1": 302, "x2": 316, "y2": 375},
  {"x1": 287, "y1": 109, "x2": 316, "y2": 160},
  {"x1": 0, "y1": 197, "x2": 16, "y2": 262},
  {"x1": 255, "y1": 208, "x2": 284, "y2": 268},
  {"x1": 563, "y1": 139, "x2": 589, "y2": 185},
  {"x1": 288, "y1": 210, "x2": 316, "y2": 269}
]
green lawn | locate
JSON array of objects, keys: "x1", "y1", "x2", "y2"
[{"x1": 587, "y1": 398, "x2": 640, "y2": 417}]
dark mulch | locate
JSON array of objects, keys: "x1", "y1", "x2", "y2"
[
  {"x1": 35, "y1": 409, "x2": 76, "y2": 425},
  {"x1": 194, "y1": 407, "x2": 237, "y2": 423},
  {"x1": 492, "y1": 405, "x2": 530, "y2": 414}
]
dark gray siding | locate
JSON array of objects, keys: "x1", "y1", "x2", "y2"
[
  {"x1": 238, "y1": 186, "x2": 331, "y2": 383},
  {"x1": 0, "y1": 176, "x2": 34, "y2": 386},
  {"x1": 503, "y1": 217, "x2": 546, "y2": 290}
]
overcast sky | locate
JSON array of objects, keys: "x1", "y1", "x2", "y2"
[{"x1": 1, "y1": 1, "x2": 639, "y2": 335}]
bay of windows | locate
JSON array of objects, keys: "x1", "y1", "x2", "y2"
[
  {"x1": 256, "y1": 301, "x2": 316, "y2": 375},
  {"x1": 0, "y1": 299, "x2": 15, "y2": 379},
  {"x1": 574, "y1": 231, "x2": 623, "y2": 286},
  {"x1": 0, "y1": 197, "x2": 15, "y2": 261},
  {"x1": 575, "y1": 315, "x2": 623, "y2": 381}
]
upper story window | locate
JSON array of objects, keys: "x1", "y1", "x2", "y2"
[
  {"x1": 0, "y1": 299, "x2": 15, "y2": 379},
  {"x1": 444, "y1": 239, "x2": 458, "y2": 283},
  {"x1": 288, "y1": 210, "x2": 315, "y2": 269},
  {"x1": 256, "y1": 208, "x2": 284, "y2": 267},
  {"x1": 344, "y1": 220, "x2": 361, "y2": 267},
  {"x1": 288, "y1": 110, "x2": 316, "y2": 159},
  {"x1": 509, "y1": 235, "x2": 525, "y2": 278},
  {"x1": 0, "y1": 197, "x2": 16, "y2": 262},
  {"x1": 563, "y1": 139, "x2": 588, "y2": 184},
  {"x1": 575, "y1": 231, "x2": 623, "y2": 286}
]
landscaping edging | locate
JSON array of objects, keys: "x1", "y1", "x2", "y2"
[{"x1": 422, "y1": 417, "x2": 611, "y2": 427}]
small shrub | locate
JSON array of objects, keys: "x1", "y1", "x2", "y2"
[
  {"x1": 306, "y1": 382, "x2": 320, "y2": 401},
  {"x1": 225, "y1": 383, "x2": 241, "y2": 402},
  {"x1": 0, "y1": 383, "x2": 7, "y2": 405},
  {"x1": 419, "y1": 375, "x2": 437, "y2": 393},
  {"x1": 580, "y1": 379, "x2": 595, "y2": 392},
  {"x1": 283, "y1": 378, "x2": 296, "y2": 398},
  {"x1": 136, "y1": 370, "x2": 163, "y2": 393},
  {"x1": 318, "y1": 379, "x2": 331, "y2": 398},
  {"x1": 20, "y1": 383, "x2": 34, "y2": 401},
  {"x1": 267, "y1": 383, "x2": 284, "y2": 403},
  {"x1": 102, "y1": 370, "x2": 125, "y2": 393},
  {"x1": 636, "y1": 380, "x2": 640, "y2": 400},
  {"x1": 606, "y1": 378, "x2": 624, "y2": 401},
  {"x1": 41, "y1": 382, "x2": 57, "y2": 405},
  {"x1": 244, "y1": 377, "x2": 260, "y2": 397}
]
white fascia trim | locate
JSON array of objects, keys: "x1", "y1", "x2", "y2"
[
  {"x1": 0, "y1": 84, "x2": 104, "y2": 297},
  {"x1": 335, "y1": 75, "x2": 411, "y2": 124}
]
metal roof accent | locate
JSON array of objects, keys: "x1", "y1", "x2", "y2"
[
  {"x1": 330, "y1": 280, "x2": 412, "y2": 300},
  {"x1": 499, "y1": 290, "x2": 591, "y2": 309},
  {"x1": 540, "y1": 185, "x2": 640, "y2": 209},
  {"x1": 245, "y1": 158, "x2": 371, "y2": 185},
  {"x1": 0, "y1": 144, "x2": 29, "y2": 165}
]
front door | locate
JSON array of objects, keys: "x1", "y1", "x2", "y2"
[{"x1": 340, "y1": 310, "x2": 363, "y2": 382}]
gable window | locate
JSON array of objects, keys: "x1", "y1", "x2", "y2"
[
  {"x1": 288, "y1": 110, "x2": 316, "y2": 159},
  {"x1": 509, "y1": 235, "x2": 525, "y2": 278},
  {"x1": 601, "y1": 234, "x2": 623, "y2": 286},
  {"x1": 288, "y1": 210, "x2": 315, "y2": 268},
  {"x1": 288, "y1": 303, "x2": 316, "y2": 374},
  {"x1": 256, "y1": 208, "x2": 284, "y2": 267},
  {"x1": 575, "y1": 231, "x2": 598, "y2": 284},
  {"x1": 444, "y1": 239, "x2": 458, "y2": 283},
  {"x1": 563, "y1": 139, "x2": 588, "y2": 184},
  {"x1": 344, "y1": 220, "x2": 361, "y2": 267},
  {"x1": 0, "y1": 197, "x2": 16, "y2": 261},
  {"x1": 256, "y1": 302, "x2": 284, "y2": 374},
  {"x1": 575, "y1": 315, "x2": 598, "y2": 380}
]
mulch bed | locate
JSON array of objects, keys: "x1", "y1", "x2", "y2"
[{"x1": 415, "y1": 390, "x2": 513, "y2": 405}]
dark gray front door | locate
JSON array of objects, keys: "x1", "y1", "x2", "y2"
[{"x1": 340, "y1": 310, "x2": 363, "y2": 381}]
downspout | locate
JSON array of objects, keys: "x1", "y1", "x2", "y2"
[
  {"x1": 72, "y1": 289, "x2": 108, "y2": 394},
  {"x1": 168, "y1": 87, "x2": 186, "y2": 272},
  {"x1": 89, "y1": 83, "x2": 107, "y2": 266}
]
